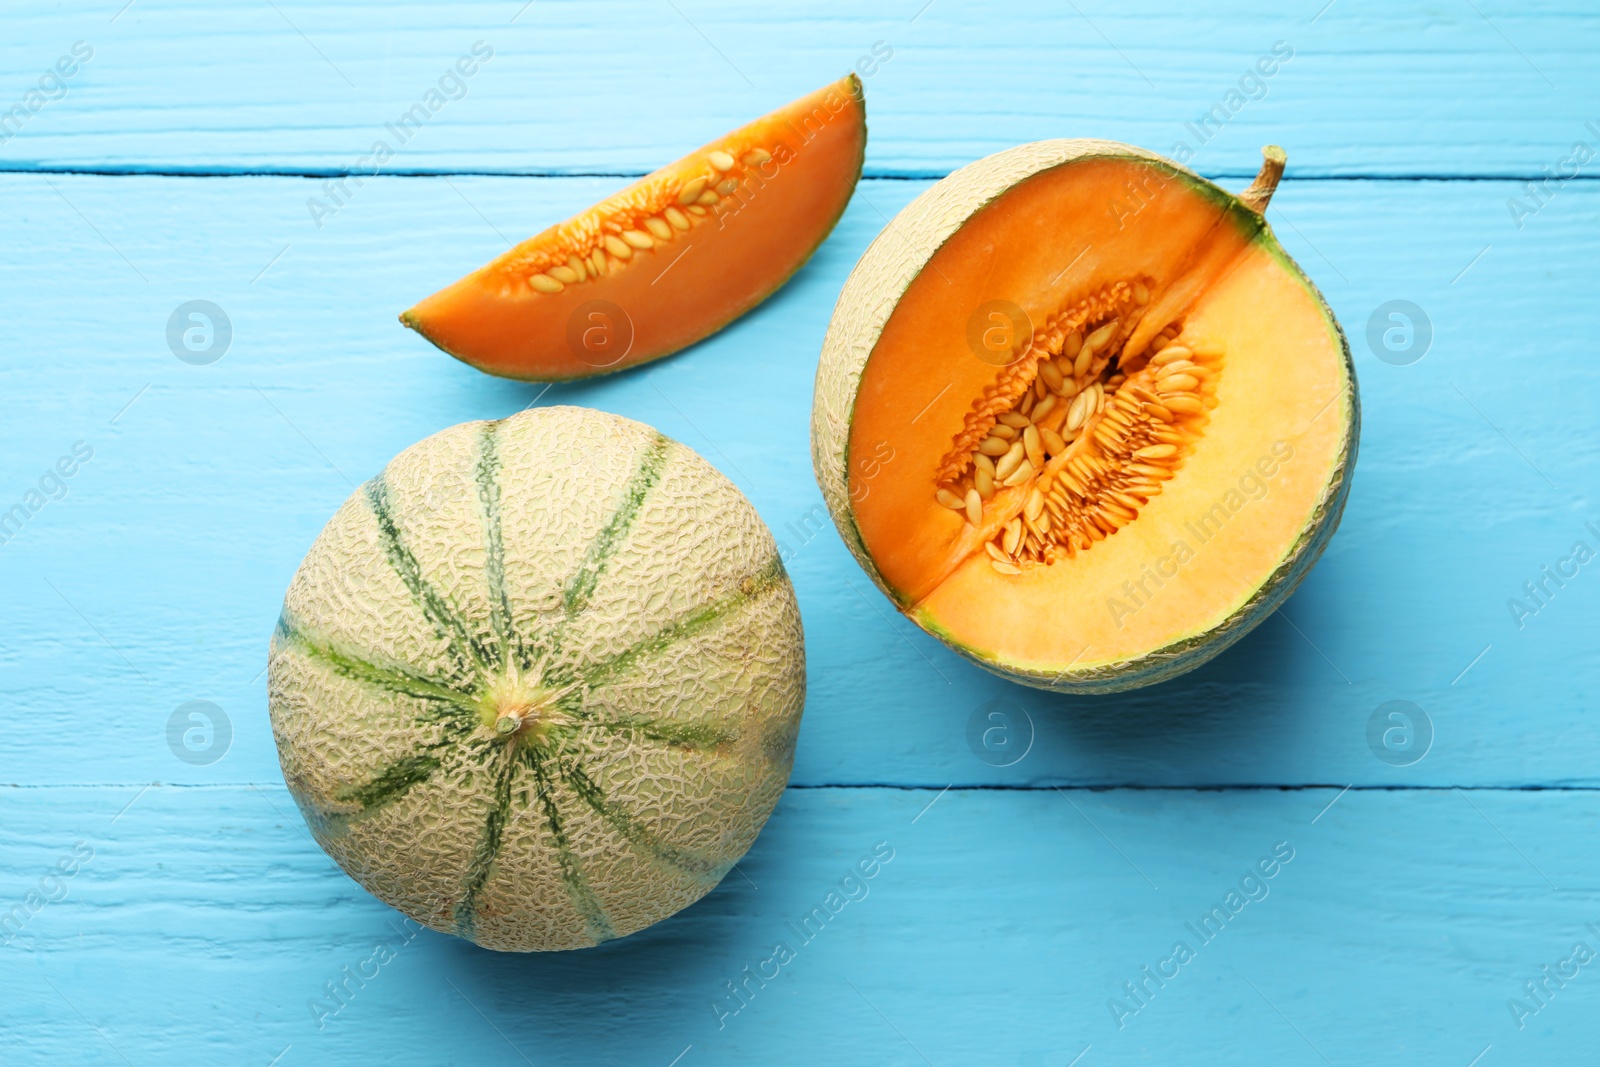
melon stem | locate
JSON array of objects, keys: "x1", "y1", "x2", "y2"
[{"x1": 1238, "y1": 146, "x2": 1287, "y2": 215}]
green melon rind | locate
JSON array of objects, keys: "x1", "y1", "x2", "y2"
[
  {"x1": 810, "y1": 139, "x2": 1358, "y2": 693},
  {"x1": 268, "y1": 406, "x2": 805, "y2": 951}
]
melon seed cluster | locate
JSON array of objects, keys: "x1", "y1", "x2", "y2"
[
  {"x1": 935, "y1": 282, "x2": 1221, "y2": 573},
  {"x1": 519, "y1": 145, "x2": 776, "y2": 295}
]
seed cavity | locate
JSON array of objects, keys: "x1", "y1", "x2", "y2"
[
  {"x1": 507, "y1": 144, "x2": 775, "y2": 296},
  {"x1": 933, "y1": 278, "x2": 1224, "y2": 570}
]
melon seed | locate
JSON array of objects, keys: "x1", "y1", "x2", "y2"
[
  {"x1": 645, "y1": 217, "x2": 674, "y2": 241},
  {"x1": 717, "y1": 179, "x2": 739, "y2": 196},
  {"x1": 978, "y1": 437, "x2": 1010, "y2": 457},
  {"x1": 995, "y1": 442, "x2": 1026, "y2": 480},
  {"x1": 550, "y1": 265, "x2": 580, "y2": 284},
  {"x1": 1023, "y1": 426, "x2": 1044, "y2": 469},
  {"x1": 1001, "y1": 459, "x2": 1035, "y2": 487},
  {"x1": 991, "y1": 560, "x2": 1022, "y2": 576},
  {"x1": 990, "y1": 423, "x2": 1018, "y2": 441},
  {"x1": 973, "y1": 453, "x2": 996, "y2": 476},
  {"x1": 679, "y1": 177, "x2": 709, "y2": 204},
  {"x1": 567, "y1": 254, "x2": 588, "y2": 281},
  {"x1": 1072, "y1": 343, "x2": 1094, "y2": 378},
  {"x1": 604, "y1": 235, "x2": 633, "y2": 259},
  {"x1": 530, "y1": 273, "x2": 564, "y2": 294},
  {"x1": 622, "y1": 230, "x2": 654, "y2": 250},
  {"x1": 743, "y1": 148, "x2": 772, "y2": 166},
  {"x1": 698, "y1": 190, "x2": 720, "y2": 205},
  {"x1": 964, "y1": 489, "x2": 983, "y2": 526},
  {"x1": 936, "y1": 488, "x2": 966, "y2": 510},
  {"x1": 975, "y1": 467, "x2": 995, "y2": 499},
  {"x1": 1039, "y1": 361, "x2": 1065, "y2": 393},
  {"x1": 998, "y1": 412, "x2": 1031, "y2": 429},
  {"x1": 1024, "y1": 488, "x2": 1044, "y2": 522},
  {"x1": 708, "y1": 150, "x2": 736, "y2": 172},
  {"x1": 664, "y1": 206, "x2": 691, "y2": 231}
]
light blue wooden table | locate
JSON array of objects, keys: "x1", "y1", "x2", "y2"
[{"x1": 3, "y1": 2, "x2": 1596, "y2": 1063}]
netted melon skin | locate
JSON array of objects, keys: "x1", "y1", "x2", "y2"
[{"x1": 268, "y1": 406, "x2": 805, "y2": 951}]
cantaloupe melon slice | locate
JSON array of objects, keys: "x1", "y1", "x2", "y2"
[
  {"x1": 812, "y1": 142, "x2": 1358, "y2": 692},
  {"x1": 402, "y1": 75, "x2": 866, "y2": 380},
  {"x1": 268, "y1": 407, "x2": 805, "y2": 950}
]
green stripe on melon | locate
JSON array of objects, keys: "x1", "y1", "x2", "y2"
[{"x1": 268, "y1": 406, "x2": 805, "y2": 952}]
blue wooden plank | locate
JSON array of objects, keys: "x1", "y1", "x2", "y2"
[
  {"x1": 2, "y1": 783, "x2": 1596, "y2": 1065},
  {"x1": 0, "y1": 172, "x2": 1595, "y2": 790},
  {"x1": 0, "y1": 1, "x2": 1596, "y2": 177}
]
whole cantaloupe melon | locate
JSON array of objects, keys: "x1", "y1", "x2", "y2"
[{"x1": 268, "y1": 406, "x2": 805, "y2": 951}]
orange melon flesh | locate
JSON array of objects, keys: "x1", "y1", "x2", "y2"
[
  {"x1": 845, "y1": 155, "x2": 1352, "y2": 675},
  {"x1": 402, "y1": 75, "x2": 866, "y2": 380}
]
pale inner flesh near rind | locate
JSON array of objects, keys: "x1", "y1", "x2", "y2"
[
  {"x1": 267, "y1": 407, "x2": 805, "y2": 952},
  {"x1": 844, "y1": 156, "x2": 1351, "y2": 673}
]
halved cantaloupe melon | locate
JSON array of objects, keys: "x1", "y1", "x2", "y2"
[
  {"x1": 813, "y1": 142, "x2": 1358, "y2": 692},
  {"x1": 402, "y1": 75, "x2": 866, "y2": 380}
]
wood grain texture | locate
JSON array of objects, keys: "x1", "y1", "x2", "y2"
[
  {"x1": 0, "y1": 1, "x2": 1596, "y2": 176},
  {"x1": 2, "y1": 6, "x2": 1598, "y2": 1061},
  {"x1": 0, "y1": 174, "x2": 1593, "y2": 790},
  {"x1": 3, "y1": 784, "x2": 1596, "y2": 1064}
]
